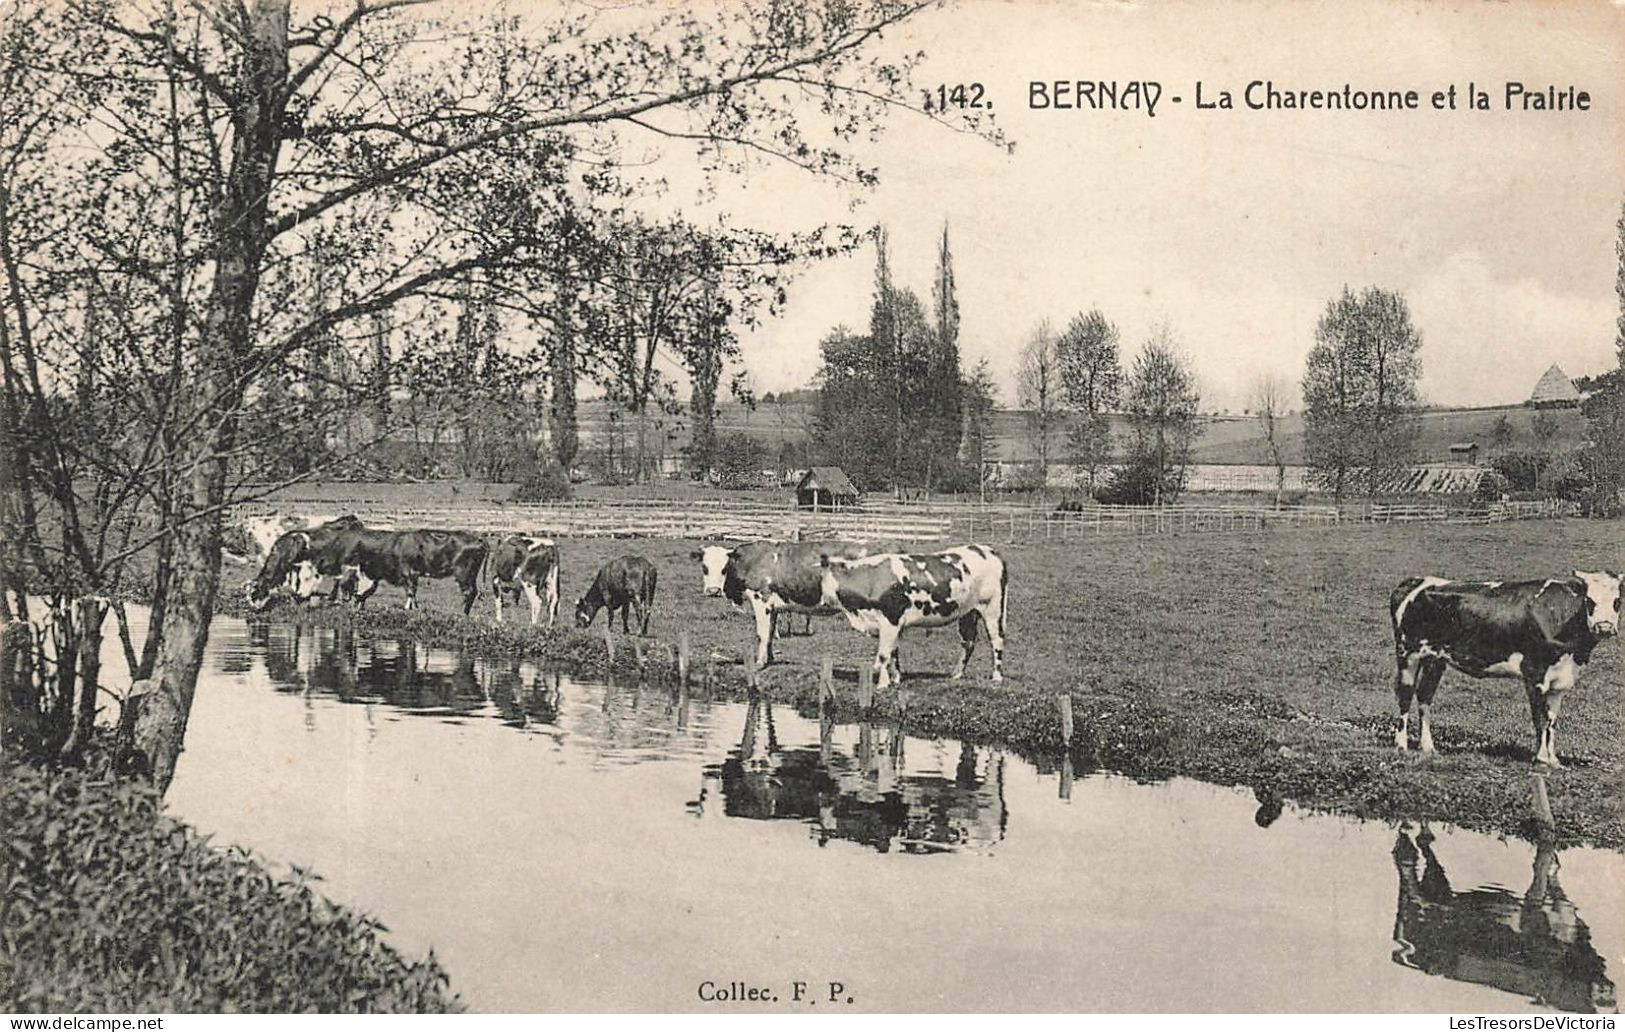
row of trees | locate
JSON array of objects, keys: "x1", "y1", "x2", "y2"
[
  {"x1": 811, "y1": 225, "x2": 998, "y2": 492},
  {"x1": 1015, "y1": 314, "x2": 1200, "y2": 503},
  {"x1": 0, "y1": 0, "x2": 988, "y2": 786}
]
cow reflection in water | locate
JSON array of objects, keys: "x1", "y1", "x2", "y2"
[
  {"x1": 1392, "y1": 824, "x2": 1615, "y2": 1013},
  {"x1": 249, "y1": 623, "x2": 558, "y2": 724},
  {"x1": 693, "y1": 699, "x2": 1007, "y2": 854}
]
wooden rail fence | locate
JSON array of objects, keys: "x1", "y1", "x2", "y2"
[{"x1": 239, "y1": 496, "x2": 1580, "y2": 545}]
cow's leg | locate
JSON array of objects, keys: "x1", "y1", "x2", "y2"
[
  {"x1": 953, "y1": 611, "x2": 982, "y2": 680},
  {"x1": 494, "y1": 582, "x2": 505, "y2": 624},
  {"x1": 1393, "y1": 651, "x2": 1421, "y2": 751},
  {"x1": 403, "y1": 574, "x2": 418, "y2": 611},
  {"x1": 639, "y1": 596, "x2": 651, "y2": 636},
  {"x1": 1534, "y1": 655, "x2": 1576, "y2": 767},
  {"x1": 748, "y1": 594, "x2": 775, "y2": 667},
  {"x1": 984, "y1": 596, "x2": 1007, "y2": 685},
  {"x1": 522, "y1": 581, "x2": 543, "y2": 626},
  {"x1": 461, "y1": 579, "x2": 478, "y2": 616},
  {"x1": 620, "y1": 602, "x2": 631, "y2": 634},
  {"x1": 546, "y1": 564, "x2": 559, "y2": 628},
  {"x1": 874, "y1": 622, "x2": 901, "y2": 690},
  {"x1": 1414, "y1": 658, "x2": 1445, "y2": 755}
]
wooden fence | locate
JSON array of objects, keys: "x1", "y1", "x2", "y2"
[{"x1": 241, "y1": 495, "x2": 1579, "y2": 545}]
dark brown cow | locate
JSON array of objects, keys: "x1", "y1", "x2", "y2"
[
  {"x1": 248, "y1": 517, "x2": 488, "y2": 615},
  {"x1": 576, "y1": 555, "x2": 658, "y2": 634}
]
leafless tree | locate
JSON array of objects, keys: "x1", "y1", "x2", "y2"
[{"x1": 1249, "y1": 372, "x2": 1290, "y2": 505}]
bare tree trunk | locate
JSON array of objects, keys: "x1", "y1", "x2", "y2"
[{"x1": 131, "y1": 0, "x2": 289, "y2": 793}]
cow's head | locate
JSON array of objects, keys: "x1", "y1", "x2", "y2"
[
  {"x1": 1574, "y1": 569, "x2": 1621, "y2": 636},
  {"x1": 574, "y1": 595, "x2": 599, "y2": 629},
  {"x1": 693, "y1": 546, "x2": 732, "y2": 596},
  {"x1": 246, "y1": 531, "x2": 311, "y2": 609}
]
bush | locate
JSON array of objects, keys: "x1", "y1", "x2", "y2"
[
  {"x1": 513, "y1": 460, "x2": 572, "y2": 503},
  {"x1": 2, "y1": 760, "x2": 460, "y2": 1013},
  {"x1": 1097, "y1": 455, "x2": 1187, "y2": 505},
  {"x1": 1474, "y1": 469, "x2": 1511, "y2": 502},
  {"x1": 1490, "y1": 450, "x2": 1545, "y2": 492}
]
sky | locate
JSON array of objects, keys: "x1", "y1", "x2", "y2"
[{"x1": 628, "y1": 0, "x2": 1625, "y2": 412}]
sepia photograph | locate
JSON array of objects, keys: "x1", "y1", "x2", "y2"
[{"x1": 1, "y1": 0, "x2": 1622, "y2": 1017}]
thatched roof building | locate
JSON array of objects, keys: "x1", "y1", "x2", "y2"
[
  {"x1": 796, "y1": 466, "x2": 859, "y2": 509},
  {"x1": 1528, "y1": 364, "x2": 1581, "y2": 408}
]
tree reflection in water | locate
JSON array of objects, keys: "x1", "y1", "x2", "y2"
[
  {"x1": 1391, "y1": 822, "x2": 1615, "y2": 1014},
  {"x1": 692, "y1": 698, "x2": 1008, "y2": 855}
]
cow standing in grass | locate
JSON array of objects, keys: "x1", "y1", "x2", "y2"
[
  {"x1": 576, "y1": 556, "x2": 658, "y2": 635},
  {"x1": 819, "y1": 544, "x2": 1009, "y2": 690},
  {"x1": 490, "y1": 535, "x2": 561, "y2": 627},
  {"x1": 694, "y1": 540, "x2": 872, "y2": 667},
  {"x1": 247, "y1": 517, "x2": 488, "y2": 615},
  {"x1": 1388, "y1": 570, "x2": 1620, "y2": 766}
]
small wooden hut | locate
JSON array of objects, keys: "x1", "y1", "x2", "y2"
[
  {"x1": 1447, "y1": 442, "x2": 1480, "y2": 464},
  {"x1": 796, "y1": 467, "x2": 859, "y2": 510}
]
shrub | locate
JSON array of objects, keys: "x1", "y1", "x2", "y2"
[
  {"x1": 513, "y1": 460, "x2": 572, "y2": 503},
  {"x1": 1097, "y1": 455, "x2": 1187, "y2": 505},
  {"x1": 1474, "y1": 469, "x2": 1511, "y2": 502},
  {"x1": 1489, "y1": 450, "x2": 1545, "y2": 492},
  {"x1": 1, "y1": 760, "x2": 460, "y2": 1013}
]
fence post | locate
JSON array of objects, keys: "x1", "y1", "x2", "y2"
[
  {"x1": 1056, "y1": 693, "x2": 1074, "y2": 745},
  {"x1": 603, "y1": 622, "x2": 615, "y2": 664},
  {"x1": 678, "y1": 630, "x2": 690, "y2": 686},
  {"x1": 1059, "y1": 752, "x2": 1074, "y2": 802},
  {"x1": 857, "y1": 662, "x2": 874, "y2": 711},
  {"x1": 819, "y1": 654, "x2": 835, "y2": 709}
]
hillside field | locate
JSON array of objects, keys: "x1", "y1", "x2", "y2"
[{"x1": 567, "y1": 397, "x2": 1591, "y2": 470}]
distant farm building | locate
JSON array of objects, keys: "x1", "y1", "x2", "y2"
[
  {"x1": 1447, "y1": 442, "x2": 1480, "y2": 464},
  {"x1": 796, "y1": 466, "x2": 859, "y2": 509},
  {"x1": 1528, "y1": 364, "x2": 1581, "y2": 408}
]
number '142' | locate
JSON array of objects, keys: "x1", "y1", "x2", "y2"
[{"x1": 927, "y1": 83, "x2": 988, "y2": 111}]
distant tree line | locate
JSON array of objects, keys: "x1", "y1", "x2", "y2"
[{"x1": 811, "y1": 225, "x2": 995, "y2": 493}]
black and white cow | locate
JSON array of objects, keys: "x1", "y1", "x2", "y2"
[
  {"x1": 575, "y1": 555, "x2": 658, "y2": 634},
  {"x1": 1388, "y1": 570, "x2": 1620, "y2": 766},
  {"x1": 490, "y1": 535, "x2": 560, "y2": 626},
  {"x1": 818, "y1": 544, "x2": 1008, "y2": 690},
  {"x1": 248, "y1": 517, "x2": 488, "y2": 615},
  {"x1": 694, "y1": 541, "x2": 872, "y2": 667}
]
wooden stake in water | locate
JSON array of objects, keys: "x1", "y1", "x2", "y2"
[
  {"x1": 857, "y1": 663, "x2": 873, "y2": 711},
  {"x1": 1059, "y1": 752, "x2": 1075, "y2": 802},
  {"x1": 1057, "y1": 693, "x2": 1074, "y2": 744},
  {"x1": 678, "y1": 630, "x2": 690, "y2": 686},
  {"x1": 819, "y1": 655, "x2": 835, "y2": 708}
]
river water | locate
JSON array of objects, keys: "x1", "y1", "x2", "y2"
[{"x1": 157, "y1": 616, "x2": 1622, "y2": 1013}]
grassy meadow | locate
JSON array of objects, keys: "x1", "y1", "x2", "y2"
[{"x1": 217, "y1": 517, "x2": 1625, "y2": 847}]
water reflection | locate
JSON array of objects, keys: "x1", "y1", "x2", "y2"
[
  {"x1": 692, "y1": 698, "x2": 1007, "y2": 855},
  {"x1": 1391, "y1": 824, "x2": 1616, "y2": 1013}
]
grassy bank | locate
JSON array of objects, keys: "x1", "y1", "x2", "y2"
[
  {"x1": 217, "y1": 517, "x2": 1624, "y2": 848},
  {"x1": 1, "y1": 756, "x2": 461, "y2": 1013}
]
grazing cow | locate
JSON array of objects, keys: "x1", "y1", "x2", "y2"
[
  {"x1": 576, "y1": 555, "x2": 658, "y2": 634},
  {"x1": 246, "y1": 516, "x2": 366, "y2": 607},
  {"x1": 1389, "y1": 571, "x2": 1620, "y2": 766},
  {"x1": 819, "y1": 544, "x2": 1008, "y2": 690},
  {"x1": 248, "y1": 517, "x2": 487, "y2": 615},
  {"x1": 693, "y1": 540, "x2": 872, "y2": 667},
  {"x1": 490, "y1": 535, "x2": 560, "y2": 626}
]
